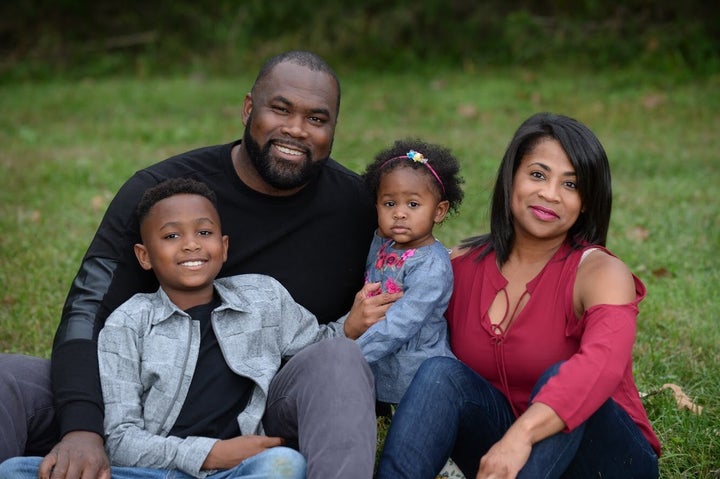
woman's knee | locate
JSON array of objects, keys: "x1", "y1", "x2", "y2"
[
  {"x1": 530, "y1": 361, "x2": 564, "y2": 399},
  {"x1": 414, "y1": 356, "x2": 466, "y2": 387}
]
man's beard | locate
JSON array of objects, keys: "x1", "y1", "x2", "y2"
[{"x1": 242, "y1": 117, "x2": 328, "y2": 190}]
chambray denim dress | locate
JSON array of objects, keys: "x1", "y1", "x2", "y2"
[{"x1": 356, "y1": 232, "x2": 455, "y2": 403}]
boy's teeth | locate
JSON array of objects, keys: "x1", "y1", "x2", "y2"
[{"x1": 182, "y1": 261, "x2": 203, "y2": 267}]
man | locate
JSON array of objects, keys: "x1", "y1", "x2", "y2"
[{"x1": 1, "y1": 50, "x2": 396, "y2": 479}]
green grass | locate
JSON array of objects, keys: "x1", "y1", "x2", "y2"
[{"x1": 1, "y1": 67, "x2": 719, "y2": 477}]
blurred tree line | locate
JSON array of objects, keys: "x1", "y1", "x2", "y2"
[{"x1": 1, "y1": 0, "x2": 718, "y2": 80}]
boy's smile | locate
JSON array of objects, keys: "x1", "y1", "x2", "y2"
[{"x1": 134, "y1": 193, "x2": 229, "y2": 310}]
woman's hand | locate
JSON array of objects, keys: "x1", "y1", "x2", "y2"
[
  {"x1": 476, "y1": 431, "x2": 531, "y2": 479},
  {"x1": 203, "y1": 435, "x2": 285, "y2": 470},
  {"x1": 343, "y1": 282, "x2": 401, "y2": 339},
  {"x1": 477, "y1": 403, "x2": 565, "y2": 479}
]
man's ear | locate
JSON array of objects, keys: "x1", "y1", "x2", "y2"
[
  {"x1": 134, "y1": 243, "x2": 153, "y2": 271},
  {"x1": 242, "y1": 93, "x2": 253, "y2": 126}
]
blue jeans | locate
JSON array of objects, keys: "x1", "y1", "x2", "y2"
[
  {"x1": 0, "y1": 338, "x2": 375, "y2": 479},
  {"x1": 376, "y1": 357, "x2": 659, "y2": 479},
  {"x1": 0, "y1": 446, "x2": 306, "y2": 479}
]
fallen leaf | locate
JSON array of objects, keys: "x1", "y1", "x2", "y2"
[
  {"x1": 91, "y1": 195, "x2": 106, "y2": 212},
  {"x1": 661, "y1": 383, "x2": 703, "y2": 415},
  {"x1": 651, "y1": 267, "x2": 672, "y2": 278},
  {"x1": 642, "y1": 93, "x2": 665, "y2": 109},
  {"x1": 457, "y1": 104, "x2": 478, "y2": 119},
  {"x1": 626, "y1": 225, "x2": 650, "y2": 242}
]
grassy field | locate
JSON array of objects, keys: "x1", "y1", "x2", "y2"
[{"x1": 1, "y1": 66, "x2": 718, "y2": 477}]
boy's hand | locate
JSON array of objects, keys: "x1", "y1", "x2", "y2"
[{"x1": 203, "y1": 435, "x2": 285, "y2": 470}]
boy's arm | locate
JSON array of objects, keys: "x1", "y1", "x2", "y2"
[{"x1": 99, "y1": 311, "x2": 217, "y2": 478}]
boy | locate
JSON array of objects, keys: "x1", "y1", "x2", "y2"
[{"x1": 1, "y1": 178, "x2": 350, "y2": 479}]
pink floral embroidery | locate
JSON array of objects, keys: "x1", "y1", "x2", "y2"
[
  {"x1": 375, "y1": 251, "x2": 387, "y2": 270},
  {"x1": 384, "y1": 253, "x2": 399, "y2": 267},
  {"x1": 397, "y1": 248, "x2": 416, "y2": 268},
  {"x1": 384, "y1": 278, "x2": 403, "y2": 294},
  {"x1": 375, "y1": 241, "x2": 418, "y2": 269}
]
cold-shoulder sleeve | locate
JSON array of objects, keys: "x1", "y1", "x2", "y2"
[{"x1": 532, "y1": 275, "x2": 646, "y2": 432}]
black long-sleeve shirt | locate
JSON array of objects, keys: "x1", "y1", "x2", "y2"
[{"x1": 52, "y1": 140, "x2": 376, "y2": 437}]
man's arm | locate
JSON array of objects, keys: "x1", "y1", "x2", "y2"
[{"x1": 41, "y1": 171, "x2": 161, "y2": 479}]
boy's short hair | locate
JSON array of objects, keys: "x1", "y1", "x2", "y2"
[{"x1": 136, "y1": 178, "x2": 219, "y2": 226}]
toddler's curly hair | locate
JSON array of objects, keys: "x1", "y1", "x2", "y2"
[{"x1": 363, "y1": 138, "x2": 464, "y2": 216}]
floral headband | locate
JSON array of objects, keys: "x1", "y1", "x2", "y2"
[{"x1": 380, "y1": 150, "x2": 445, "y2": 194}]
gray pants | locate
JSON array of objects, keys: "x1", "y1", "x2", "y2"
[
  {"x1": 0, "y1": 354, "x2": 58, "y2": 461},
  {"x1": 0, "y1": 338, "x2": 376, "y2": 479},
  {"x1": 264, "y1": 337, "x2": 377, "y2": 478}
]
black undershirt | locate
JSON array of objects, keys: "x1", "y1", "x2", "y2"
[{"x1": 169, "y1": 294, "x2": 253, "y2": 439}]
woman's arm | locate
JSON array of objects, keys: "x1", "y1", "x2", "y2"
[
  {"x1": 477, "y1": 402, "x2": 565, "y2": 478},
  {"x1": 574, "y1": 249, "x2": 637, "y2": 314}
]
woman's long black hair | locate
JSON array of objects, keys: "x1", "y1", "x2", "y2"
[{"x1": 461, "y1": 112, "x2": 612, "y2": 265}]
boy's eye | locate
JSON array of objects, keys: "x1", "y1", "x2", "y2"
[{"x1": 164, "y1": 233, "x2": 179, "y2": 240}]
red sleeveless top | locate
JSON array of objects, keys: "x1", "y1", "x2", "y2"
[{"x1": 447, "y1": 241, "x2": 661, "y2": 456}]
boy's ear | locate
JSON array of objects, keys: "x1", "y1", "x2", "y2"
[
  {"x1": 134, "y1": 243, "x2": 153, "y2": 271},
  {"x1": 222, "y1": 235, "x2": 229, "y2": 262},
  {"x1": 434, "y1": 200, "x2": 450, "y2": 224}
]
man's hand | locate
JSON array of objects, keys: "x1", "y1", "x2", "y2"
[
  {"x1": 203, "y1": 435, "x2": 285, "y2": 470},
  {"x1": 343, "y1": 282, "x2": 402, "y2": 339},
  {"x1": 38, "y1": 431, "x2": 110, "y2": 479}
]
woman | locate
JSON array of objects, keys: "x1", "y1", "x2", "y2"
[{"x1": 376, "y1": 112, "x2": 660, "y2": 478}]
